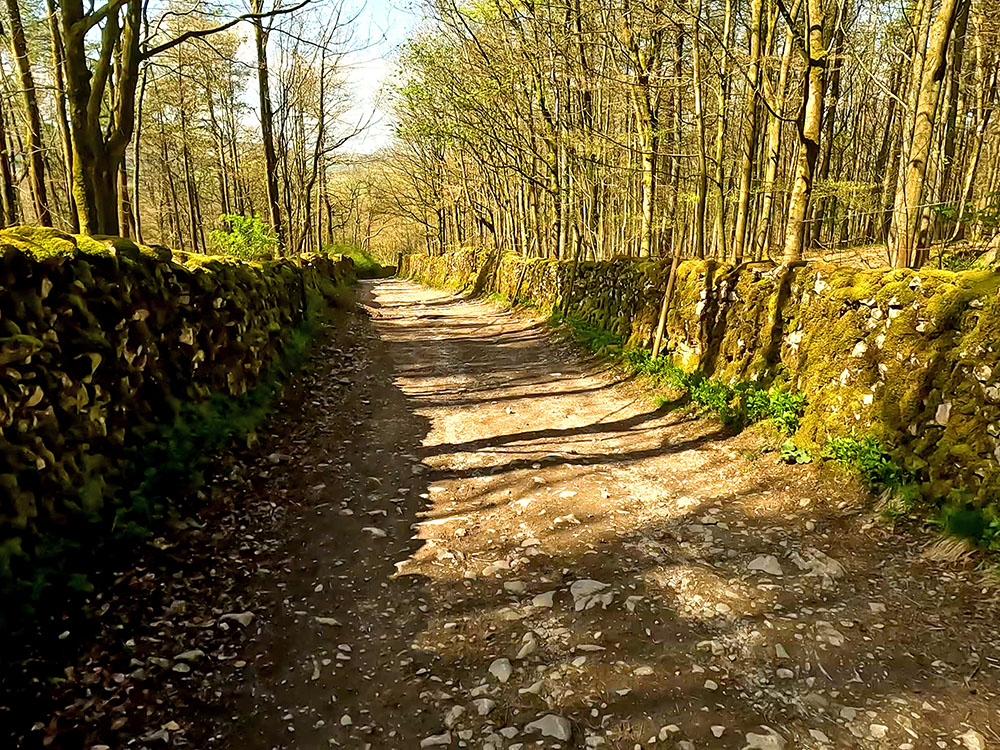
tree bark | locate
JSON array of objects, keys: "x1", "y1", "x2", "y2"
[
  {"x1": 712, "y1": 0, "x2": 734, "y2": 258},
  {"x1": 252, "y1": 2, "x2": 283, "y2": 241},
  {"x1": 889, "y1": 0, "x2": 961, "y2": 267},
  {"x1": 61, "y1": 0, "x2": 142, "y2": 234},
  {"x1": 45, "y1": 0, "x2": 77, "y2": 231},
  {"x1": 6, "y1": 0, "x2": 52, "y2": 225},
  {"x1": 781, "y1": 0, "x2": 828, "y2": 265},
  {"x1": 732, "y1": 0, "x2": 764, "y2": 262},
  {"x1": 0, "y1": 93, "x2": 17, "y2": 225},
  {"x1": 691, "y1": 0, "x2": 709, "y2": 259}
]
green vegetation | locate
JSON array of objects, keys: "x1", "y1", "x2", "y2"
[
  {"x1": 210, "y1": 214, "x2": 280, "y2": 260},
  {"x1": 819, "y1": 434, "x2": 931, "y2": 528},
  {"x1": 326, "y1": 243, "x2": 391, "y2": 278},
  {"x1": 551, "y1": 311, "x2": 808, "y2": 435},
  {"x1": 823, "y1": 435, "x2": 913, "y2": 490},
  {"x1": 936, "y1": 501, "x2": 1000, "y2": 549},
  {"x1": 780, "y1": 440, "x2": 813, "y2": 464},
  {"x1": 624, "y1": 349, "x2": 806, "y2": 433},
  {"x1": 551, "y1": 311, "x2": 625, "y2": 357}
]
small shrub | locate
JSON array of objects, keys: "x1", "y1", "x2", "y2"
[
  {"x1": 780, "y1": 440, "x2": 812, "y2": 464},
  {"x1": 824, "y1": 435, "x2": 912, "y2": 489},
  {"x1": 937, "y1": 502, "x2": 993, "y2": 541},
  {"x1": 620, "y1": 348, "x2": 806, "y2": 432},
  {"x1": 689, "y1": 376, "x2": 737, "y2": 422},
  {"x1": 210, "y1": 214, "x2": 279, "y2": 260},
  {"x1": 623, "y1": 349, "x2": 688, "y2": 389},
  {"x1": 767, "y1": 388, "x2": 807, "y2": 434},
  {"x1": 743, "y1": 386, "x2": 772, "y2": 424},
  {"x1": 556, "y1": 313, "x2": 623, "y2": 353}
]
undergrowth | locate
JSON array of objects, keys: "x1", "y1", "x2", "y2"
[
  {"x1": 487, "y1": 290, "x2": 537, "y2": 309},
  {"x1": 551, "y1": 311, "x2": 806, "y2": 435},
  {"x1": 326, "y1": 243, "x2": 391, "y2": 278},
  {"x1": 210, "y1": 213, "x2": 279, "y2": 260},
  {"x1": 551, "y1": 311, "x2": 624, "y2": 355},
  {"x1": 818, "y1": 434, "x2": 1000, "y2": 552},
  {"x1": 823, "y1": 435, "x2": 913, "y2": 490},
  {"x1": 549, "y1": 309, "x2": 1000, "y2": 552}
]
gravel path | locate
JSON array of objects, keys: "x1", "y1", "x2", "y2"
[{"x1": 210, "y1": 279, "x2": 1000, "y2": 749}]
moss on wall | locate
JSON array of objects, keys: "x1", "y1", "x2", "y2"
[
  {"x1": 400, "y1": 250, "x2": 1000, "y2": 507},
  {"x1": 0, "y1": 228, "x2": 356, "y2": 625}
]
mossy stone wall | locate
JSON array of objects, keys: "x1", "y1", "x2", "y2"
[
  {"x1": 0, "y1": 226, "x2": 355, "y2": 583},
  {"x1": 400, "y1": 249, "x2": 1000, "y2": 503}
]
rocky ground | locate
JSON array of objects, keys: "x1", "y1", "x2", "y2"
[{"x1": 6, "y1": 278, "x2": 1000, "y2": 750}]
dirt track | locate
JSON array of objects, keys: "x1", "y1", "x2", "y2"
[{"x1": 191, "y1": 278, "x2": 998, "y2": 750}]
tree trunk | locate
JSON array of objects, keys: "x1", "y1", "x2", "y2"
[
  {"x1": 781, "y1": 0, "x2": 828, "y2": 265},
  {"x1": 950, "y1": 19, "x2": 997, "y2": 241},
  {"x1": 252, "y1": 4, "x2": 283, "y2": 242},
  {"x1": 45, "y1": 0, "x2": 77, "y2": 231},
  {"x1": 889, "y1": 0, "x2": 961, "y2": 267},
  {"x1": 691, "y1": 0, "x2": 709, "y2": 259},
  {"x1": 732, "y1": 0, "x2": 764, "y2": 262},
  {"x1": 61, "y1": 0, "x2": 142, "y2": 235},
  {"x1": 712, "y1": 0, "x2": 734, "y2": 258},
  {"x1": 6, "y1": 0, "x2": 51, "y2": 225},
  {"x1": 0, "y1": 93, "x2": 17, "y2": 225},
  {"x1": 807, "y1": 0, "x2": 847, "y2": 248}
]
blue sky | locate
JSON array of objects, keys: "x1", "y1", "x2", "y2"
[{"x1": 344, "y1": 0, "x2": 424, "y2": 152}]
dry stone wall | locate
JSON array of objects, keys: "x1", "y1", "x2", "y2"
[
  {"x1": 401, "y1": 249, "x2": 1000, "y2": 503},
  {"x1": 0, "y1": 226, "x2": 355, "y2": 593}
]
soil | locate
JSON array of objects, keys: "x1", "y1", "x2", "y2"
[{"x1": 7, "y1": 278, "x2": 1000, "y2": 750}]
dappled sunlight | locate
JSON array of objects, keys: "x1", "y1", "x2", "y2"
[
  {"x1": 348, "y1": 280, "x2": 1000, "y2": 749},
  {"x1": 641, "y1": 563, "x2": 768, "y2": 622}
]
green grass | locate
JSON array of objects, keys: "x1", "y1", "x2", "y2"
[{"x1": 326, "y1": 243, "x2": 390, "y2": 278}]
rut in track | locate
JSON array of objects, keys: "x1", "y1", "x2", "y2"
[{"x1": 218, "y1": 278, "x2": 1000, "y2": 750}]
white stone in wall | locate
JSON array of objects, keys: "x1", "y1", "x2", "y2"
[{"x1": 935, "y1": 401, "x2": 952, "y2": 426}]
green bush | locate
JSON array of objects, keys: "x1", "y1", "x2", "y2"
[
  {"x1": 823, "y1": 435, "x2": 913, "y2": 489},
  {"x1": 623, "y1": 349, "x2": 687, "y2": 388},
  {"x1": 689, "y1": 375, "x2": 737, "y2": 422},
  {"x1": 552, "y1": 312, "x2": 624, "y2": 354},
  {"x1": 766, "y1": 388, "x2": 808, "y2": 434},
  {"x1": 210, "y1": 214, "x2": 279, "y2": 260},
  {"x1": 614, "y1": 347, "x2": 806, "y2": 432}
]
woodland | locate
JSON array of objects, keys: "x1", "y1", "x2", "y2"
[
  {"x1": 0, "y1": 0, "x2": 998, "y2": 267},
  {"x1": 388, "y1": 0, "x2": 1000, "y2": 270},
  {"x1": 3, "y1": 0, "x2": 1000, "y2": 745}
]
